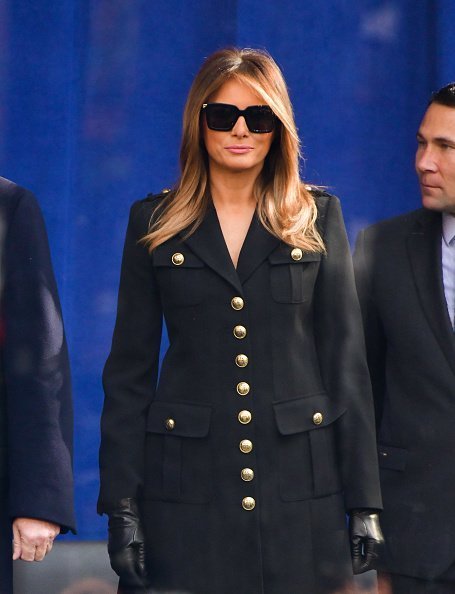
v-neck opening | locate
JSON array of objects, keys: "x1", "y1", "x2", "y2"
[{"x1": 210, "y1": 203, "x2": 256, "y2": 272}]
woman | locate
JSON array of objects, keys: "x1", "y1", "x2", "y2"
[{"x1": 98, "y1": 48, "x2": 383, "y2": 594}]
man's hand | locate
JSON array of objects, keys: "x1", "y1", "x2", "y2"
[{"x1": 12, "y1": 518, "x2": 60, "y2": 562}]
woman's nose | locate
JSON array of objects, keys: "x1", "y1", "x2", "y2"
[{"x1": 231, "y1": 115, "x2": 249, "y2": 136}]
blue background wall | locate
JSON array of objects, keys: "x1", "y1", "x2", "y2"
[{"x1": 0, "y1": 1, "x2": 453, "y2": 539}]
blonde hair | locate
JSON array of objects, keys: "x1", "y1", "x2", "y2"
[{"x1": 143, "y1": 47, "x2": 325, "y2": 253}]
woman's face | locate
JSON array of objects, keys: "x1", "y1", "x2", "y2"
[{"x1": 202, "y1": 78, "x2": 275, "y2": 178}]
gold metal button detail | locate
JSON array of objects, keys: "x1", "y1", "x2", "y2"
[
  {"x1": 241, "y1": 468, "x2": 254, "y2": 482},
  {"x1": 242, "y1": 497, "x2": 256, "y2": 511},
  {"x1": 171, "y1": 252, "x2": 184, "y2": 266},
  {"x1": 291, "y1": 247, "x2": 303, "y2": 261},
  {"x1": 233, "y1": 325, "x2": 247, "y2": 339},
  {"x1": 235, "y1": 354, "x2": 249, "y2": 368},
  {"x1": 238, "y1": 410, "x2": 252, "y2": 425},
  {"x1": 312, "y1": 412, "x2": 323, "y2": 426},
  {"x1": 239, "y1": 439, "x2": 253, "y2": 454},
  {"x1": 231, "y1": 296, "x2": 244, "y2": 310},
  {"x1": 236, "y1": 382, "x2": 250, "y2": 396},
  {"x1": 165, "y1": 418, "x2": 175, "y2": 431}
]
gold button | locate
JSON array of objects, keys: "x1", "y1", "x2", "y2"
[
  {"x1": 165, "y1": 418, "x2": 175, "y2": 431},
  {"x1": 242, "y1": 496, "x2": 256, "y2": 511},
  {"x1": 235, "y1": 354, "x2": 249, "y2": 368},
  {"x1": 239, "y1": 439, "x2": 253, "y2": 453},
  {"x1": 241, "y1": 468, "x2": 254, "y2": 482},
  {"x1": 171, "y1": 252, "x2": 184, "y2": 266},
  {"x1": 231, "y1": 296, "x2": 244, "y2": 310},
  {"x1": 236, "y1": 382, "x2": 250, "y2": 396},
  {"x1": 291, "y1": 247, "x2": 303, "y2": 261},
  {"x1": 238, "y1": 410, "x2": 252, "y2": 424},
  {"x1": 312, "y1": 412, "x2": 323, "y2": 426},
  {"x1": 233, "y1": 325, "x2": 247, "y2": 339},
  {"x1": 161, "y1": 187, "x2": 171, "y2": 193}
]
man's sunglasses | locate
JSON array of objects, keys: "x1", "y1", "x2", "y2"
[{"x1": 201, "y1": 103, "x2": 276, "y2": 133}]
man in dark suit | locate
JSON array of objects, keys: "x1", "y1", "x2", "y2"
[
  {"x1": 0, "y1": 177, "x2": 75, "y2": 594},
  {"x1": 354, "y1": 82, "x2": 455, "y2": 593}
]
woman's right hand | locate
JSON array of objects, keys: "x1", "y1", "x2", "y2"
[{"x1": 107, "y1": 498, "x2": 150, "y2": 589}]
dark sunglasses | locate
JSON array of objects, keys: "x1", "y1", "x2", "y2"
[{"x1": 201, "y1": 102, "x2": 276, "y2": 133}]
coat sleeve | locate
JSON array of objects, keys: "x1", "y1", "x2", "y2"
[
  {"x1": 98, "y1": 199, "x2": 162, "y2": 512},
  {"x1": 313, "y1": 195, "x2": 382, "y2": 510},
  {"x1": 3, "y1": 187, "x2": 75, "y2": 532},
  {"x1": 353, "y1": 228, "x2": 387, "y2": 430}
]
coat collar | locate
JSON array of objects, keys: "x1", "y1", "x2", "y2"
[
  {"x1": 407, "y1": 209, "x2": 455, "y2": 375},
  {"x1": 180, "y1": 205, "x2": 280, "y2": 294}
]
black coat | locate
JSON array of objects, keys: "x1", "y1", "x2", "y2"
[
  {"x1": 354, "y1": 208, "x2": 455, "y2": 580},
  {"x1": 0, "y1": 177, "x2": 75, "y2": 594},
  {"x1": 99, "y1": 190, "x2": 382, "y2": 594}
]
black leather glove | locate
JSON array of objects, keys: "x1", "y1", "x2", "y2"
[
  {"x1": 107, "y1": 498, "x2": 149, "y2": 589},
  {"x1": 349, "y1": 510, "x2": 384, "y2": 574}
]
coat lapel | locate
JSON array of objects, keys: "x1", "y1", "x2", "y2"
[
  {"x1": 180, "y1": 206, "x2": 243, "y2": 294},
  {"x1": 236, "y1": 214, "x2": 280, "y2": 285},
  {"x1": 181, "y1": 207, "x2": 281, "y2": 292},
  {"x1": 407, "y1": 210, "x2": 455, "y2": 375}
]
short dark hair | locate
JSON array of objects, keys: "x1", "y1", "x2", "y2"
[{"x1": 429, "y1": 82, "x2": 455, "y2": 107}]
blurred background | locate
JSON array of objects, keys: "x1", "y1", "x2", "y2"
[{"x1": 0, "y1": 0, "x2": 453, "y2": 590}]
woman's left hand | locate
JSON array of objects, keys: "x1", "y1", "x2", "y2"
[{"x1": 349, "y1": 510, "x2": 384, "y2": 573}]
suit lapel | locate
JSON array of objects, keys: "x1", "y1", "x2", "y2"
[
  {"x1": 407, "y1": 210, "x2": 455, "y2": 375},
  {"x1": 180, "y1": 206, "x2": 243, "y2": 294}
]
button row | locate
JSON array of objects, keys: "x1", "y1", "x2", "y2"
[{"x1": 231, "y1": 295, "x2": 254, "y2": 511}]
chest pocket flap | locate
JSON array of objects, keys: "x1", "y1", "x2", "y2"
[
  {"x1": 153, "y1": 246, "x2": 204, "y2": 268},
  {"x1": 268, "y1": 250, "x2": 322, "y2": 265},
  {"x1": 152, "y1": 245, "x2": 205, "y2": 306},
  {"x1": 268, "y1": 248, "x2": 321, "y2": 303}
]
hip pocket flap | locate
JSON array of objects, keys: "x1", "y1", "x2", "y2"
[
  {"x1": 273, "y1": 394, "x2": 346, "y2": 435},
  {"x1": 147, "y1": 401, "x2": 212, "y2": 437},
  {"x1": 378, "y1": 444, "x2": 408, "y2": 471}
]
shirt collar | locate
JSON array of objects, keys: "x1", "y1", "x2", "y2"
[{"x1": 442, "y1": 212, "x2": 455, "y2": 246}]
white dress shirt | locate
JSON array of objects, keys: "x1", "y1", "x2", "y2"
[{"x1": 442, "y1": 213, "x2": 455, "y2": 328}]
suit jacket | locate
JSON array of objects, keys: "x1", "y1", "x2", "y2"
[
  {"x1": 99, "y1": 190, "x2": 381, "y2": 594},
  {"x1": 0, "y1": 177, "x2": 75, "y2": 594},
  {"x1": 354, "y1": 208, "x2": 455, "y2": 580}
]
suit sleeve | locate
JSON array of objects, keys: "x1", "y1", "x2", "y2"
[
  {"x1": 3, "y1": 188, "x2": 75, "y2": 531},
  {"x1": 353, "y1": 229, "x2": 387, "y2": 430},
  {"x1": 98, "y1": 200, "x2": 162, "y2": 512},
  {"x1": 313, "y1": 196, "x2": 382, "y2": 510}
]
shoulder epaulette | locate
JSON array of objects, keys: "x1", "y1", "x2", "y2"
[
  {"x1": 144, "y1": 187, "x2": 172, "y2": 203},
  {"x1": 306, "y1": 185, "x2": 332, "y2": 199}
]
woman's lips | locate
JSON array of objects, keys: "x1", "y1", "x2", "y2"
[{"x1": 225, "y1": 145, "x2": 254, "y2": 154}]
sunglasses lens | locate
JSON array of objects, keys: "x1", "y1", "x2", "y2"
[
  {"x1": 203, "y1": 104, "x2": 276, "y2": 133},
  {"x1": 205, "y1": 104, "x2": 237, "y2": 131},
  {"x1": 246, "y1": 106, "x2": 276, "y2": 133}
]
